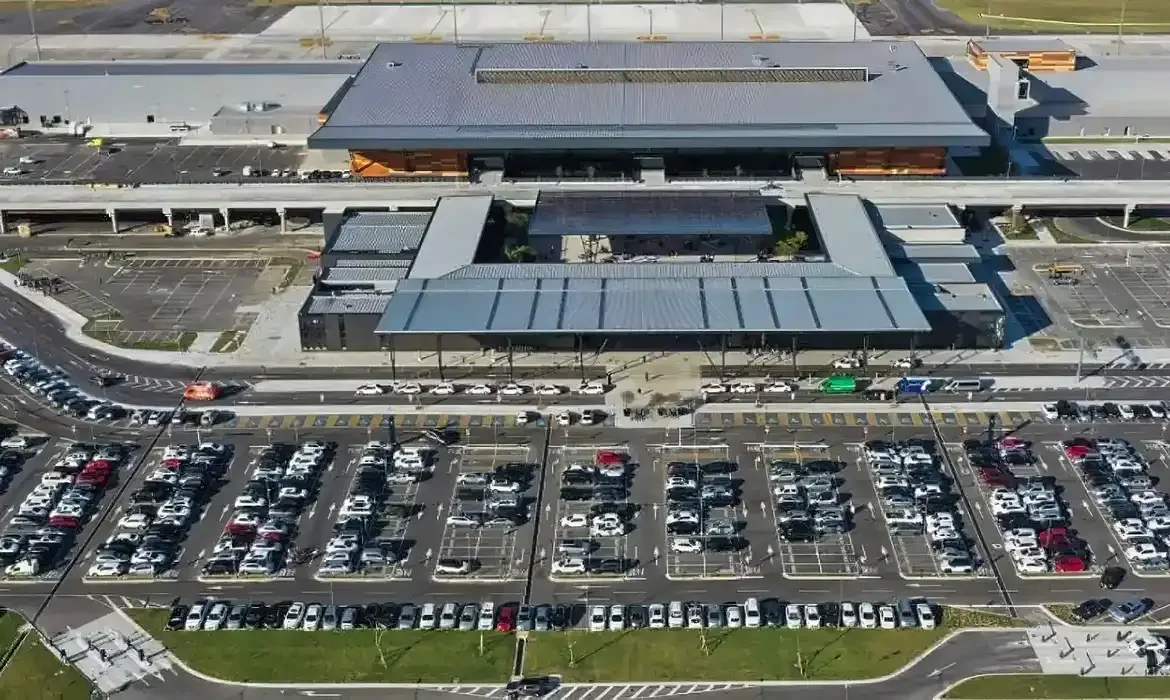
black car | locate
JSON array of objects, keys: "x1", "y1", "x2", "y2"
[
  {"x1": 761, "y1": 599, "x2": 783, "y2": 627},
  {"x1": 591, "y1": 488, "x2": 628, "y2": 502},
  {"x1": 166, "y1": 604, "x2": 189, "y2": 631},
  {"x1": 628, "y1": 605, "x2": 647, "y2": 629},
  {"x1": 551, "y1": 604, "x2": 569, "y2": 630},
  {"x1": 559, "y1": 487, "x2": 593, "y2": 502},
  {"x1": 265, "y1": 601, "x2": 292, "y2": 627},
  {"x1": 778, "y1": 523, "x2": 816, "y2": 542},
  {"x1": 589, "y1": 502, "x2": 637, "y2": 519},
  {"x1": 1072, "y1": 598, "x2": 1111, "y2": 622},
  {"x1": 588, "y1": 558, "x2": 625, "y2": 575},
  {"x1": 562, "y1": 471, "x2": 595, "y2": 486},
  {"x1": 244, "y1": 603, "x2": 266, "y2": 628},
  {"x1": 1100, "y1": 566, "x2": 1126, "y2": 590}
]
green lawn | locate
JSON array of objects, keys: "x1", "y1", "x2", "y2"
[
  {"x1": 0, "y1": 611, "x2": 23, "y2": 659},
  {"x1": 0, "y1": 257, "x2": 27, "y2": 275},
  {"x1": 0, "y1": 634, "x2": 91, "y2": 700},
  {"x1": 524, "y1": 628, "x2": 946, "y2": 683},
  {"x1": 940, "y1": 0, "x2": 1170, "y2": 30},
  {"x1": 1101, "y1": 216, "x2": 1170, "y2": 232},
  {"x1": 944, "y1": 674, "x2": 1170, "y2": 699},
  {"x1": 128, "y1": 609, "x2": 515, "y2": 683}
]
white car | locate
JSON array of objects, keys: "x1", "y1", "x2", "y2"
[
  {"x1": 578, "y1": 381, "x2": 606, "y2": 396},
  {"x1": 841, "y1": 602, "x2": 858, "y2": 628},
  {"x1": 762, "y1": 382, "x2": 793, "y2": 393},
  {"x1": 117, "y1": 513, "x2": 152, "y2": 530},
  {"x1": 917, "y1": 604, "x2": 936, "y2": 629},
  {"x1": 700, "y1": 382, "x2": 727, "y2": 394},
  {"x1": 560, "y1": 513, "x2": 589, "y2": 528},
  {"x1": 354, "y1": 384, "x2": 386, "y2": 396},
  {"x1": 588, "y1": 606, "x2": 607, "y2": 632},
  {"x1": 394, "y1": 382, "x2": 422, "y2": 395},
  {"x1": 648, "y1": 603, "x2": 667, "y2": 629},
  {"x1": 784, "y1": 604, "x2": 803, "y2": 629},
  {"x1": 446, "y1": 514, "x2": 482, "y2": 528},
  {"x1": 804, "y1": 605, "x2": 821, "y2": 628},
  {"x1": 500, "y1": 383, "x2": 528, "y2": 396},
  {"x1": 551, "y1": 558, "x2": 587, "y2": 575},
  {"x1": 2, "y1": 167, "x2": 24, "y2": 176},
  {"x1": 729, "y1": 382, "x2": 757, "y2": 394},
  {"x1": 859, "y1": 603, "x2": 877, "y2": 629},
  {"x1": 893, "y1": 357, "x2": 919, "y2": 369},
  {"x1": 87, "y1": 561, "x2": 126, "y2": 578},
  {"x1": 466, "y1": 384, "x2": 494, "y2": 396},
  {"x1": 1041, "y1": 403, "x2": 1060, "y2": 421},
  {"x1": 478, "y1": 602, "x2": 495, "y2": 630},
  {"x1": 535, "y1": 385, "x2": 563, "y2": 396},
  {"x1": 670, "y1": 538, "x2": 703, "y2": 554},
  {"x1": 1017, "y1": 557, "x2": 1049, "y2": 574},
  {"x1": 832, "y1": 356, "x2": 861, "y2": 369},
  {"x1": 557, "y1": 411, "x2": 573, "y2": 427},
  {"x1": 1126, "y1": 542, "x2": 1165, "y2": 561},
  {"x1": 879, "y1": 606, "x2": 897, "y2": 629},
  {"x1": 431, "y1": 382, "x2": 457, "y2": 395},
  {"x1": 608, "y1": 605, "x2": 625, "y2": 631},
  {"x1": 0, "y1": 436, "x2": 30, "y2": 450}
]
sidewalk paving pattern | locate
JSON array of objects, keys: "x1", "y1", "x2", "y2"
[
  {"x1": 1027, "y1": 625, "x2": 1154, "y2": 677},
  {"x1": 50, "y1": 611, "x2": 176, "y2": 694}
]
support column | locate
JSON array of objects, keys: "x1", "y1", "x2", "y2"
[
  {"x1": 0, "y1": 209, "x2": 6, "y2": 235},
  {"x1": 105, "y1": 208, "x2": 118, "y2": 234},
  {"x1": 277, "y1": 208, "x2": 287, "y2": 233},
  {"x1": 785, "y1": 203, "x2": 795, "y2": 229},
  {"x1": 1123, "y1": 203, "x2": 1135, "y2": 229},
  {"x1": 220, "y1": 208, "x2": 231, "y2": 231},
  {"x1": 1010, "y1": 203, "x2": 1024, "y2": 232},
  {"x1": 436, "y1": 335, "x2": 445, "y2": 381},
  {"x1": 162, "y1": 208, "x2": 174, "y2": 230}
]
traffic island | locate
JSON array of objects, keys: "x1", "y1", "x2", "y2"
[
  {"x1": 128, "y1": 609, "x2": 515, "y2": 683},
  {"x1": 943, "y1": 675, "x2": 1170, "y2": 699}
]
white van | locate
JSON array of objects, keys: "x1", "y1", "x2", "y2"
[
  {"x1": 419, "y1": 603, "x2": 438, "y2": 629},
  {"x1": 668, "y1": 601, "x2": 685, "y2": 628},
  {"x1": 439, "y1": 602, "x2": 458, "y2": 630},
  {"x1": 743, "y1": 597, "x2": 761, "y2": 628},
  {"x1": 947, "y1": 378, "x2": 984, "y2": 392}
]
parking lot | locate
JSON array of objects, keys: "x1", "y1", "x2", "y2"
[
  {"x1": 1103, "y1": 264, "x2": 1170, "y2": 328},
  {"x1": 546, "y1": 444, "x2": 640, "y2": 581},
  {"x1": 764, "y1": 442, "x2": 861, "y2": 578},
  {"x1": 1038, "y1": 147, "x2": 1170, "y2": 180},
  {"x1": 34, "y1": 257, "x2": 282, "y2": 333},
  {"x1": 438, "y1": 444, "x2": 534, "y2": 582},
  {"x1": 658, "y1": 444, "x2": 757, "y2": 580},
  {"x1": 0, "y1": 140, "x2": 308, "y2": 184}
]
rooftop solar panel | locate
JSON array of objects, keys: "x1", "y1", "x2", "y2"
[{"x1": 528, "y1": 191, "x2": 771, "y2": 238}]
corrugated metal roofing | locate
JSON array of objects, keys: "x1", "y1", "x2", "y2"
[
  {"x1": 527, "y1": 191, "x2": 771, "y2": 238},
  {"x1": 407, "y1": 196, "x2": 493, "y2": 279},
  {"x1": 334, "y1": 258, "x2": 413, "y2": 268},
  {"x1": 376, "y1": 276, "x2": 930, "y2": 334},
  {"x1": 871, "y1": 203, "x2": 961, "y2": 230},
  {"x1": 806, "y1": 193, "x2": 895, "y2": 277},
  {"x1": 970, "y1": 38, "x2": 1072, "y2": 54},
  {"x1": 893, "y1": 262, "x2": 976, "y2": 284},
  {"x1": 2, "y1": 61, "x2": 358, "y2": 77},
  {"x1": 310, "y1": 41, "x2": 987, "y2": 150},
  {"x1": 441, "y1": 261, "x2": 854, "y2": 280},
  {"x1": 305, "y1": 295, "x2": 391, "y2": 315},
  {"x1": 322, "y1": 267, "x2": 408, "y2": 283},
  {"x1": 910, "y1": 282, "x2": 1003, "y2": 313},
  {"x1": 328, "y1": 212, "x2": 431, "y2": 254},
  {"x1": 886, "y1": 244, "x2": 982, "y2": 263}
]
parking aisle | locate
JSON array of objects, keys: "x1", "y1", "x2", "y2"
[
  {"x1": 765, "y1": 442, "x2": 861, "y2": 578},
  {"x1": 658, "y1": 443, "x2": 757, "y2": 579},
  {"x1": 166, "y1": 439, "x2": 245, "y2": 580},
  {"x1": 545, "y1": 443, "x2": 643, "y2": 581},
  {"x1": 437, "y1": 444, "x2": 534, "y2": 581}
]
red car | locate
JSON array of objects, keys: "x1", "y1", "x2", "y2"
[
  {"x1": 1063, "y1": 445, "x2": 1093, "y2": 460},
  {"x1": 980, "y1": 473, "x2": 1016, "y2": 489},
  {"x1": 1037, "y1": 527, "x2": 1070, "y2": 548},
  {"x1": 998, "y1": 437, "x2": 1027, "y2": 450},
  {"x1": 495, "y1": 605, "x2": 515, "y2": 632},
  {"x1": 1053, "y1": 554, "x2": 1087, "y2": 573},
  {"x1": 159, "y1": 459, "x2": 184, "y2": 470},
  {"x1": 48, "y1": 515, "x2": 79, "y2": 528},
  {"x1": 77, "y1": 472, "x2": 108, "y2": 486},
  {"x1": 595, "y1": 450, "x2": 627, "y2": 466},
  {"x1": 85, "y1": 460, "x2": 112, "y2": 471}
]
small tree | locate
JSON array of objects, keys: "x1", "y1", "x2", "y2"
[
  {"x1": 505, "y1": 244, "x2": 536, "y2": 262},
  {"x1": 774, "y1": 230, "x2": 808, "y2": 257}
]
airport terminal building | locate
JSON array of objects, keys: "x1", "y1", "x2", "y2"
[
  {"x1": 298, "y1": 191, "x2": 1005, "y2": 353},
  {"x1": 309, "y1": 41, "x2": 988, "y2": 179}
]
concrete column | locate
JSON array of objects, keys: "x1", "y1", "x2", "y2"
[
  {"x1": 105, "y1": 207, "x2": 118, "y2": 234},
  {"x1": 0, "y1": 209, "x2": 6, "y2": 235},
  {"x1": 1123, "y1": 203, "x2": 1135, "y2": 229},
  {"x1": 220, "y1": 207, "x2": 231, "y2": 231},
  {"x1": 785, "y1": 203, "x2": 795, "y2": 228},
  {"x1": 277, "y1": 208, "x2": 287, "y2": 233},
  {"x1": 162, "y1": 208, "x2": 174, "y2": 229},
  {"x1": 1010, "y1": 203, "x2": 1024, "y2": 231}
]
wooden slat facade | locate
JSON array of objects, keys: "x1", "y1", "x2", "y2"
[
  {"x1": 828, "y1": 147, "x2": 947, "y2": 176},
  {"x1": 349, "y1": 150, "x2": 469, "y2": 177},
  {"x1": 967, "y1": 41, "x2": 1076, "y2": 72}
]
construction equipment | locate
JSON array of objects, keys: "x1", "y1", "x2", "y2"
[{"x1": 1046, "y1": 262, "x2": 1084, "y2": 276}]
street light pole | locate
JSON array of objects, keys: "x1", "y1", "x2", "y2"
[
  {"x1": 1116, "y1": 0, "x2": 1128, "y2": 55},
  {"x1": 26, "y1": 0, "x2": 41, "y2": 61}
]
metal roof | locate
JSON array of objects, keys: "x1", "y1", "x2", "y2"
[
  {"x1": 2, "y1": 61, "x2": 359, "y2": 77},
  {"x1": 376, "y1": 275, "x2": 930, "y2": 334},
  {"x1": 870, "y1": 203, "x2": 961, "y2": 230},
  {"x1": 806, "y1": 193, "x2": 895, "y2": 277},
  {"x1": 327, "y1": 212, "x2": 431, "y2": 254},
  {"x1": 334, "y1": 258, "x2": 412, "y2": 268},
  {"x1": 886, "y1": 244, "x2": 982, "y2": 263},
  {"x1": 893, "y1": 262, "x2": 976, "y2": 284},
  {"x1": 310, "y1": 41, "x2": 987, "y2": 151},
  {"x1": 442, "y1": 261, "x2": 855, "y2": 280},
  {"x1": 910, "y1": 282, "x2": 1003, "y2": 313},
  {"x1": 968, "y1": 38, "x2": 1073, "y2": 54},
  {"x1": 407, "y1": 196, "x2": 493, "y2": 279},
  {"x1": 322, "y1": 267, "x2": 408, "y2": 283},
  {"x1": 527, "y1": 191, "x2": 771, "y2": 238},
  {"x1": 305, "y1": 294, "x2": 391, "y2": 315}
]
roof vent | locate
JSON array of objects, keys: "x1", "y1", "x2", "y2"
[
  {"x1": 386, "y1": 61, "x2": 403, "y2": 69},
  {"x1": 751, "y1": 53, "x2": 767, "y2": 67},
  {"x1": 577, "y1": 63, "x2": 588, "y2": 69}
]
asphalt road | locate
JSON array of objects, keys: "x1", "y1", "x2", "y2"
[{"x1": 0, "y1": 0, "x2": 285, "y2": 36}]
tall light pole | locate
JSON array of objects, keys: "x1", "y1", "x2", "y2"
[
  {"x1": 26, "y1": 0, "x2": 42, "y2": 61},
  {"x1": 1116, "y1": 0, "x2": 1128, "y2": 55},
  {"x1": 317, "y1": 0, "x2": 327, "y2": 59},
  {"x1": 984, "y1": 0, "x2": 991, "y2": 38}
]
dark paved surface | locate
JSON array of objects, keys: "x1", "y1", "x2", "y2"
[
  {"x1": 0, "y1": 0, "x2": 287, "y2": 35},
  {"x1": 0, "y1": 140, "x2": 309, "y2": 187},
  {"x1": 1036, "y1": 148, "x2": 1170, "y2": 180}
]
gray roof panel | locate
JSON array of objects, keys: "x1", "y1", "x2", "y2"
[
  {"x1": 871, "y1": 203, "x2": 961, "y2": 230},
  {"x1": 806, "y1": 193, "x2": 895, "y2": 277},
  {"x1": 322, "y1": 266, "x2": 409, "y2": 283},
  {"x1": 702, "y1": 278, "x2": 743, "y2": 330},
  {"x1": 893, "y1": 262, "x2": 976, "y2": 284},
  {"x1": 311, "y1": 41, "x2": 987, "y2": 150},
  {"x1": 563, "y1": 278, "x2": 603, "y2": 330},
  {"x1": 737, "y1": 278, "x2": 777, "y2": 330},
  {"x1": 3, "y1": 61, "x2": 358, "y2": 77},
  {"x1": 407, "y1": 196, "x2": 493, "y2": 279},
  {"x1": 490, "y1": 278, "x2": 539, "y2": 332},
  {"x1": 530, "y1": 278, "x2": 567, "y2": 331},
  {"x1": 886, "y1": 244, "x2": 982, "y2": 263},
  {"x1": 305, "y1": 294, "x2": 391, "y2": 315},
  {"x1": 441, "y1": 261, "x2": 854, "y2": 279},
  {"x1": 328, "y1": 212, "x2": 431, "y2": 254},
  {"x1": 528, "y1": 191, "x2": 771, "y2": 238}
]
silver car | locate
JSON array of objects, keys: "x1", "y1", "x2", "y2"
[{"x1": 459, "y1": 604, "x2": 478, "y2": 631}]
